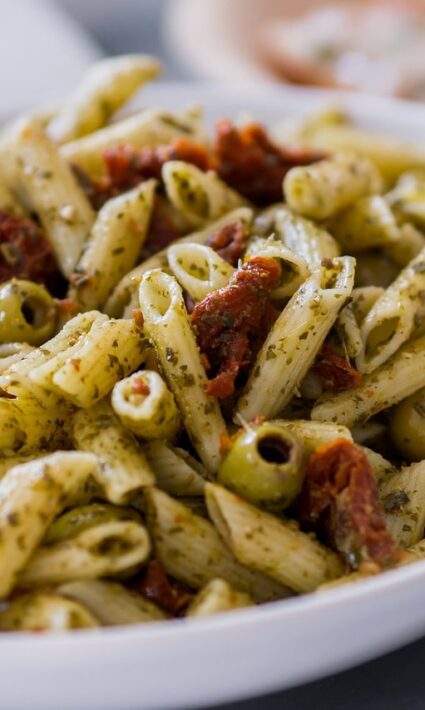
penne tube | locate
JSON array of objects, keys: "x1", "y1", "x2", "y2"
[
  {"x1": 18, "y1": 520, "x2": 150, "y2": 588},
  {"x1": 1, "y1": 311, "x2": 107, "y2": 403},
  {"x1": 186, "y1": 579, "x2": 252, "y2": 618},
  {"x1": 284, "y1": 152, "x2": 381, "y2": 220},
  {"x1": 205, "y1": 484, "x2": 344, "y2": 593},
  {"x1": 61, "y1": 107, "x2": 207, "y2": 175},
  {"x1": 49, "y1": 54, "x2": 161, "y2": 143},
  {"x1": 0, "y1": 452, "x2": 48, "y2": 479},
  {"x1": 294, "y1": 123, "x2": 425, "y2": 184},
  {"x1": 356, "y1": 246, "x2": 425, "y2": 373},
  {"x1": 245, "y1": 235, "x2": 310, "y2": 299},
  {"x1": 44, "y1": 503, "x2": 142, "y2": 544},
  {"x1": 274, "y1": 207, "x2": 340, "y2": 267},
  {"x1": 145, "y1": 440, "x2": 208, "y2": 498},
  {"x1": 361, "y1": 447, "x2": 397, "y2": 481},
  {"x1": 311, "y1": 334, "x2": 425, "y2": 427},
  {"x1": 104, "y1": 207, "x2": 253, "y2": 318},
  {"x1": 111, "y1": 370, "x2": 180, "y2": 440},
  {"x1": 386, "y1": 171, "x2": 425, "y2": 228},
  {"x1": 167, "y1": 242, "x2": 234, "y2": 301},
  {"x1": 143, "y1": 440, "x2": 206, "y2": 496},
  {"x1": 72, "y1": 399, "x2": 154, "y2": 505},
  {"x1": 273, "y1": 419, "x2": 352, "y2": 456},
  {"x1": 0, "y1": 391, "x2": 71, "y2": 454},
  {"x1": 386, "y1": 223, "x2": 425, "y2": 268},
  {"x1": 69, "y1": 179, "x2": 157, "y2": 311},
  {"x1": 58, "y1": 580, "x2": 166, "y2": 625},
  {"x1": 337, "y1": 286, "x2": 384, "y2": 358},
  {"x1": 237, "y1": 256, "x2": 355, "y2": 421},
  {"x1": 145, "y1": 487, "x2": 290, "y2": 602},
  {"x1": 162, "y1": 161, "x2": 247, "y2": 229},
  {"x1": 0, "y1": 592, "x2": 99, "y2": 631},
  {"x1": 0, "y1": 451, "x2": 99, "y2": 598},
  {"x1": 380, "y1": 461, "x2": 425, "y2": 548},
  {"x1": 329, "y1": 195, "x2": 399, "y2": 252},
  {"x1": 29, "y1": 316, "x2": 146, "y2": 408},
  {"x1": 389, "y1": 387, "x2": 425, "y2": 461},
  {"x1": 10, "y1": 117, "x2": 95, "y2": 276},
  {"x1": 139, "y1": 269, "x2": 227, "y2": 473},
  {"x1": 0, "y1": 343, "x2": 34, "y2": 374}
]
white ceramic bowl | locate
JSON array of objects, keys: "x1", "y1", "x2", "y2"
[{"x1": 3, "y1": 83, "x2": 425, "y2": 710}]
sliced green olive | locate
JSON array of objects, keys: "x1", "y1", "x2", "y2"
[
  {"x1": 218, "y1": 422, "x2": 304, "y2": 510},
  {"x1": 390, "y1": 388, "x2": 425, "y2": 461},
  {"x1": 0, "y1": 279, "x2": 56, "y2": 345},
  {"x1": 44, "y1": 503, "x2": 141, "y2": 544}
]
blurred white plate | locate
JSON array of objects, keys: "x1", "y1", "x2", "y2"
[
  {"x1": 0, "y1": 0, "x2": 101, "y2": 120},
  {"x1": 164, "y1": 0, "x2": 325, "y2": 82},
  {"x1": 2, "y1": 82, "x2": 425, "y2": 710}
]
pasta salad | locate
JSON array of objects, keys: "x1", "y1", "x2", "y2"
[{"x1": 0, "y1": 55, "x2": 424, "y2": 631}]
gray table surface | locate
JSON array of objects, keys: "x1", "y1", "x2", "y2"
[{"x1": 57, "y1": 1, "x2": 425, "y2": 707}]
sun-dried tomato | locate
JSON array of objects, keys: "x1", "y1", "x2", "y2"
[
  {"x1": 133, "y1": 560, "x2": 193, "y2": 616},
  {"x1": 131, "y1": 377, "x2": 150, "y2": 397},
  {"x1": 206, "y1": 220, "x2": 247, "y2": 266},
  {"x1": 142, "y1": 196, "x2": 182, "y2": 258},
  {"x1": 299, "y1": 439, "x2": 400, "y2": 569},
  {"x1": 191, "y1": 256, "x2": 281, "y2": 398},
  {"x1": 74, "y1": 138, "x2": 211, "y2": 210},
  {"x1": 313, "y1": 345, "x2": 363, "y2": 391},
  {"x1": 213, "y1": 120, "x2": 325, "y2": 205},
  {"x1": 0, "y1": 211, "x2": 60, "y2": 290}
]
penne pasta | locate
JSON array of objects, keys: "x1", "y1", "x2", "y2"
[
  {"x1": 18, "y1": 520, "x2": 150, "y2": 588},
  {"x1": 72, "y1": 399, "x2": 154, "y2": 505},
  {"x1": 69, "y1": 179, "x2": 157, "y2": 310},
  {"x1": 237, "y1": 256, "x2": 355, "y2": 421},
  {"x1": 274, "y1": 207, "x2": 340, "y2": 267},
  {"x1": 386, "y1": 223, "x2": 425, "y2": 268},
  {"x1": 143, "y1": 440, "x2": 206, "y2": 496},
  {"x1": 292, "y1": 122, "x2": 425, "y2": 184},
  {"x1": 0, "y1": 451, "x2": 99, "y2": 598},
  {"x1": 49, "y1": 54, "x2": 161, "y2": 143},
  {"x1": 205, "y1": 484, "x2": 344, "y2": 593},
  {"x1": 58, "y1": 580, "x2": 166, "y2": 625},
  {"x1": 29, "y1": 316, "x2": 146, "y2": 408},
  {"x1": 139, "y1": 269, "x2": 227, "y2": 473},
  {"x1": 162, "y1": 161, "x2": 247, "y2": 229},
  {"x1": 337, "y1": 286, "x2": 384, "y2": 359},
  {"x1": 245, "y1": 235, "x2": 310, "y2": 299},
  {"x1": 167, "y1": 242, "x2": 234, "y2": 301},
  {"x1": 329, "y1": 195, "x2": 399, "y2": 252},
  {"x1": 104, "y1": 207, "x2": 253, "y2": 318},
  {"x1": 111, "y1": 370, "x2": 181, "y2": 440},
  {"x1": 284, "y1": 152, "x2": 381, "y2": 220},
  {"x1": 356, "y1": 246, "x2": 425, "y2": 373},
  {"x1": 0, "y1": 592, "x2": 99, "y2": 631},
  {"x1": 380, "y1": 461, "x2": 425, "y2": 548},
  {"x1": 9, "y1": 117, "x2": 95, "y2": 276},
  {"x1": 145, "y1": 487, "x2": 290, "y2": 602},
  {"x1": 4, "y1": 53, "x2": 425, "y2": 628},
  {"x1": 61, "y1": 106, "x2": 207, "y2": 175},
  {"x1": 186, "y1": 579, "x2": 252, "y2": 618},
  {"x1": 312, "y1": 334, "x2": 425, "y2": 427}
]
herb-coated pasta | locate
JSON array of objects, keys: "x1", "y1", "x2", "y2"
[{"x1": 0, "y1": 55, "x2": 425, "y2": 632}]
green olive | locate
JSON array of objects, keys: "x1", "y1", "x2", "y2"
[
  {"x1": 218, "y1": 422, "x2": 304, "y2": 510},
  {"x1": 390, "y1": 388, "x2": 425, "y2": 461},
  {"x1": 44, "y1": 503, "x2": 141, "y2": 544},
  {"x1": 0, "y1": 279, "x2": 56, "y2": 345}
]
